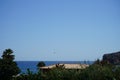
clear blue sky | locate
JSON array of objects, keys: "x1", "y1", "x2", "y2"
[{"x1": 0, "y1": 0, "x2": 120, "y2": 61}]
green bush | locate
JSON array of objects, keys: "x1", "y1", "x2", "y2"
[{"x1": 79, "y1": 65, "x2": 114, "y2": 80}]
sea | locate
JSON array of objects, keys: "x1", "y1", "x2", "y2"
[{"x1": 16, "y1": 61, "x2": 94, "y2": 73}]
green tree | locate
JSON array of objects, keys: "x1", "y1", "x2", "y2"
[
  {"x1": 37, "y1": 61, "x2": 46, "y2": 67},
  {"x1": 2, "y1": 49, "x2": 14, "y2": 61},
  {"x1": 0, "y1": 49, "x2": 20, "y2": 80}
]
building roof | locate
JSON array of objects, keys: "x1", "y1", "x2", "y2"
[{"x1": 40, "y1": 64, "x2": 89, "y2": 69}]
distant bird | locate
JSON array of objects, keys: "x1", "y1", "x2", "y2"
[
  {"x1": 53, "y1": 49, "x2": 56, "y2": 54},
  {"x1": 53, "y1": 51, "x2": 56, "y2": 54}
]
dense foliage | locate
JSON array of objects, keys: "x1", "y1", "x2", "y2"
[
  {"x1": 13, "y1": 60, "x2": 120, "y2": 80},
  {"x1": 0, "y1": 49, "x2": 20, "y2": 80}
]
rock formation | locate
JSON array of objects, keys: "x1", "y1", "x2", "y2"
[{"x1": 103, "y1": 51, "x2": 120, "y2": 65}]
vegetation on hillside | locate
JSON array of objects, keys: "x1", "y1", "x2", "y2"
[{"x1": 13, "y1": 62, "x2": 120, "y2": 80}]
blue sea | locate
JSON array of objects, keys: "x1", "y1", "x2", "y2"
[{"x1": 16, "y1": 61, "x2": 93, "y2": 73}]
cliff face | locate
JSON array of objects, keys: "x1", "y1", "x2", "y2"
[{"x1": 103, "y1": 51, "x2": 120, "y2": 65}]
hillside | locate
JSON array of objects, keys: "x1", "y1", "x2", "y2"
[{"x1": 103, "y1": 51, "x2": 120, "y2": 65}]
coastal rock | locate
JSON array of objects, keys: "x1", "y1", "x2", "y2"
[{"x1": 103, "y1": 51, "x2": 120, "y2": 65}]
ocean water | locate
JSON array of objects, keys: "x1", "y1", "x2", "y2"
[{"x1": 16, "y1": 61, "x2": 93, "y2": 73}]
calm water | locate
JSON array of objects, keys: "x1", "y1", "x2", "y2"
[{"x1": 16, "y1": 61, "x2": 93, "y2": 73}]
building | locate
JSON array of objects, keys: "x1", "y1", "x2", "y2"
[{"x1": 40, "y1": 64, "x2": 89, "y2": 72}]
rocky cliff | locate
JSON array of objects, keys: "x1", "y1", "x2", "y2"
[{"x1": 103, "y1": 51, "x2": 120, "y2": 65}]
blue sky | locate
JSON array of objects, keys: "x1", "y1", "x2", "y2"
[{"x1": 0, "y1": 0, "x2": 120, "y2": 61}]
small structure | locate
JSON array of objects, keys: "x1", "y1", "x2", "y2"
[{"x1": 40, "y1": 64, "x2": 89, "y2": 72}]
